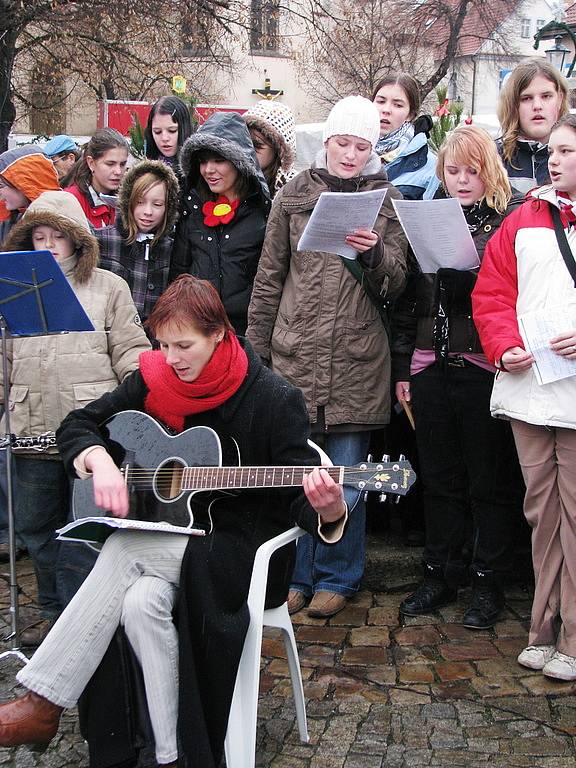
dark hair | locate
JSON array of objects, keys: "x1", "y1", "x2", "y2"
[
  {"x1": 193, "y1": 149, "x2": 252, "y2": 203},
  {"x1": 144, "y1": 96, "x2": 193, "y2": 161},
  {"x1": 70, "y1": 128, "x2": 129, "y2": 195},
  {"x1": 248, "y1": 126, "x2": 281, "y2": 197},
  {"x1": 146, "y1": 275, "x2": 234, "y2": 338},
  {"x1": 371, "y1": 73, "x2": 421, "y2": 122},
  {"x1": 550, "y1": 112, "x2": 576, "y2": 139}
]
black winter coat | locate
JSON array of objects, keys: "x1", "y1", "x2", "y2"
[
  {"x1": 56, "y1": 338, "x2": 322, "y2": 768},
  {"x1": 391, "y1": 198, "x2": 521, "y2": 381},
  {"x1": 170, "y1": 113, "x2": 271, "y2": 335}
]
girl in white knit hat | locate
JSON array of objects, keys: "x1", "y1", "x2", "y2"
[
  {"x1": 244, "y1": 100, "x2": 297, "y2": 198},
  {"x1": 247, "y1": 95, "x2": 408, "y2": 618}
]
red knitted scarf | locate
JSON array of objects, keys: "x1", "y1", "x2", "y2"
[{"x1": 139, "y1": 334, "x2": 248, "y2": 432}]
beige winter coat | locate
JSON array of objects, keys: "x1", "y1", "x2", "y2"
[
  {"x1": 1, "y1": 197, "x2": 150, "y2": 451},
  {"x1": 247, "y1": 156, "x2": 407, "y2": 428}
]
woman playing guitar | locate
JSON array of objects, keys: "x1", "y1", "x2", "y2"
[{"x1": 0, "y1": 275, "x2": 347, "y2": 768}]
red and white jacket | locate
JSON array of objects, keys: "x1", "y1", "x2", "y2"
[{"x1": 472, "y1": 185, "x2": 576, "y2": 429}]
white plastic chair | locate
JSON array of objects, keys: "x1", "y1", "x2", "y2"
[{"x1": 224, "y1": 440, "x2": 332, "y2": 768}]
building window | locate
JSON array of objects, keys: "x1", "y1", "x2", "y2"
[
  {"x1": 536, "y1": 19, "x2": 546, "y2": 31},
  {"x1": 251, "y1": 0, "x2": 280, "y2": 53},
  {"x1": 520, "y1": 18, "x2": 531, "y2": 38}
]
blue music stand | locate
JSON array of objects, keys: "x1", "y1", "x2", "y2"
[{"x1": 0, "y1": 250, "x2": 94, "y2": 663}]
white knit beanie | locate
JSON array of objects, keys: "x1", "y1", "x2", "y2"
[{"x1": 322, "y1": 96, "x2": 381, "y2": 148}]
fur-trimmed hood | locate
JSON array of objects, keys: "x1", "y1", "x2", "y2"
[
  {"x1": 243, "y1": 101, "x2": 296, "y2": 171},
  {"x1": 2, "y1": 191, "x2": 99, "y2": 284},
  {"x1": 117, "y1": 159, "x2": 180, "y2": 234},
  {"x1": 179, "y1": 112, "x2": 270, "y2": 201}
]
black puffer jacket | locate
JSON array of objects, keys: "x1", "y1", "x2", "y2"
[
  {"x1": 170, "y1": 113, "x2": 271, "y2": 334},
  {"x1": 391, "y1": 197, "x2": 522, "y2": 381},
  {"x1": 496, "y1": 137, "x2": 549, "y2": 195}
]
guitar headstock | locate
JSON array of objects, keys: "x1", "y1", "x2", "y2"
[{"x1": 344, "y1": 459, "x2": 416, "y2": 496}]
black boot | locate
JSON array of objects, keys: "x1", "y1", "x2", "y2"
[
  {"x1": 462, "y1": 569, "x2": 504, "y2": 630},
  {"x1": 399, "y1": 563, "x2": 457, "y2": 617}
]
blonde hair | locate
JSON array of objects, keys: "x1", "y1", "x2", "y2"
[
  {"x1": 126, "y1": 174, "x2": 168, "y2": 246},
  {"x1": 437, "y1": 125, "x2": 512, "y2": 214},
  {"x1": 497, "y1": 59, "x2": 569, "y2": 164}
]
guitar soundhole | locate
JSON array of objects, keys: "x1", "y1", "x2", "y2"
[{"x1": 154, "y1": 459, "x2": 185, "y2": 501}]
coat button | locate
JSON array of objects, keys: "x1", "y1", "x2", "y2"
[
  {"x1": 484, "y1": 224, "x2": 492, "y2": 232},
  {"x1": 187, "y1": 195, "x2": 192, "y2": 201},
  {"x1": 148, "y1": 283, "x2": 155, "y2": 290},
  {"x1": 193, "y1": 205, "x2": 198, "y2": 209},
  {"x1": 225, "y1": 234, "x2": 230, "y2": 239},
  {"x1": 207, "y1": 236, "x2": 213, "y2": 241}
]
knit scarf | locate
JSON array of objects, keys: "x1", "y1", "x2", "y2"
[
  {"x1": 375, "y1": 122, "x2": 414, "y2": 163},
  {"x1": 556, "y1": 191, "x2": 576, "y2": 229},
  {"x1": 139, "y1": 334, "x2": 248, "y2": 432}
]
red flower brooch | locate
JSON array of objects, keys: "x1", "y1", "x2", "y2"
[{"x1": 202, "y1": 196, "x2": 239, "y2": 227}]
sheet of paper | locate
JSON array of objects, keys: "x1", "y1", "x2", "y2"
[
  {"x1": 392, "y1": 197, "x2": 480, "y2": 272},
  {"x1": 57, "y1": 516, "x2": 206, "y2": 545},
  {"x1": 297, "y1": 188, "x2": 387, "y2": 260},
  {"x1": 518, "y1": 306, "x2": 576, "y2": 385}
]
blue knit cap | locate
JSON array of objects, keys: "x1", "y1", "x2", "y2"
[{"x1": 42, "y1": 135, "x2": 77, "y2": 157}]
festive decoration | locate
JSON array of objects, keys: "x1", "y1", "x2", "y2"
[
  {"x1": 428, "y1": 85, "x2": 470, "y2": 152},
  {"x1": 202, "y1": 196, "x2": 240, "y2": 226},
  {"x1": 172, "y1": 75, "x2": 187, "y2": 94}
]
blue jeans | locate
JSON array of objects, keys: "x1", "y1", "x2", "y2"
[
  {"x1": 290, "y1": 431, "x2": 370, "y2": 596},
  {"x1": 14, "y1": 457, "x2": 68, "y2": 618}
]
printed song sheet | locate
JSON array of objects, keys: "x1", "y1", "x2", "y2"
[
  {"x1": 57, "y1": 517, "x2": 206, "y2": 545},
  {"x1": 392, "y1": 197, "x2": 480, "y2": 273},
  {"x1": 518, "y1": 306, "x2": 576, "y2": 385},
  {"x1": 297, "y1": 189, "x2": 387, "y2": 260}
]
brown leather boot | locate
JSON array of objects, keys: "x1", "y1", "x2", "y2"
[{"x1": 0, "y1": 691, "x2": 63, "y2": 749}]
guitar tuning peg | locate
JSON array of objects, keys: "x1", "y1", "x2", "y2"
[
  {"x1": 393, "y1": 455, "x2": 406, "y2": 503},
  {"x1": 366, "y1": 453, "x2": 373, "y2": 462},
  {"x1": 363, "y1": 490, "x2": 370, "y2": 503},
  {"x1": 379, "y1": 492, "x2": 387, "y2": 504},
  {"x1": 380, "y1": 454, "x2": 390, "y2": 462}
]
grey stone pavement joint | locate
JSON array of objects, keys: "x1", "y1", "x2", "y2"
[{"x1": 0, "y1": 533, "x2": 574, "y2": 766}]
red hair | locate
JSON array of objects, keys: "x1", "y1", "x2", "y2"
[{"x1": 146, "y1": 275, "x2": 234, "y2": 338}]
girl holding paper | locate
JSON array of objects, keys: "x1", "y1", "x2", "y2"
[
  {"x1": 472, "y1": 113, "x2": 576, "y2": 681},
  {"x1": 247, "y1": 95, "x2": 408, "y2": 618},
  {"x1": 394, "y1": 126, "x2": 521, "y2": 629}
]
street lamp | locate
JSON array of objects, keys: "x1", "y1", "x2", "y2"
[
  {"x1": 545, "y1": 35, "x2": 570, "y2": 72},
  {"x1": 534, "y1": 21, "x2": 576, "y2": 77}
]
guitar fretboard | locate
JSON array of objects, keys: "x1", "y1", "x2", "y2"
[{"x1": 181, "y1": 465, "x2": 344, "y2": 491}]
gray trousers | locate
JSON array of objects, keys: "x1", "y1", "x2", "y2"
[
  {"x1": 17, "y1": 530, "x2": 189, "y2": 764},
  {"x1": 512, "y1": 420, "x2": 576, "y2": 656}
]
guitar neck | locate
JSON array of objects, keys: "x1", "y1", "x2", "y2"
[{"x1": 181, "y1": 465, "x2": 344, "y2": 491}]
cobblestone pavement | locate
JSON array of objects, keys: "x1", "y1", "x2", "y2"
[{"x1": 0, "y1": 530, "x2": 574, "y2": 767}]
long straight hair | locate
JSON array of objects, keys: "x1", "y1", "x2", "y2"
[
  {"x1": 125, "y1": 173, "x2": 168, "y2": 246},
  {"x1": 498, "y1": 59, "x2": 569, "y2": 165},
  {"x1": 144, "y1": 96, "x2": 193, "y2": 160}
]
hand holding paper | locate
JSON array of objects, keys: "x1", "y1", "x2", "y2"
[{"x1": 297, "y1": 189, "x2": 387, "y2": 260}]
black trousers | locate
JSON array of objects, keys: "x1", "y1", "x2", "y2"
[{"x1": 411, "y1": 360, "x2": 522, "y2": 585}]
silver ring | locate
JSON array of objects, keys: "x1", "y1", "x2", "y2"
[{"x1": 572, "y1": 345, "x2": 576, "y2": 353}]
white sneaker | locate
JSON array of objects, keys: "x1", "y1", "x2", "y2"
[
  {"x1": 517, "y1": 644, "x2": 556, "y2": 670},
  {"x1": 543, "y1": 651, "x2": 576, "y2": 681}
]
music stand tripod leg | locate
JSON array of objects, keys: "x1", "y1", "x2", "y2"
[{"x1": 0, "y1": 315, "x2": 28, "y2": 665}]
